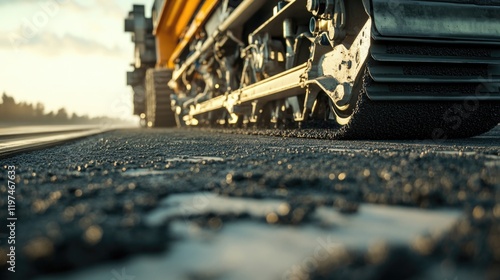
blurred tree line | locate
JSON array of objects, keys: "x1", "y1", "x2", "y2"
[{"x1": 0, "y1": 92, "x2": 130, "y2": 125}]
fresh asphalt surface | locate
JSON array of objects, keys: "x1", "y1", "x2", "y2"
[{"x1": 0, "y1": 127, "x2": 499, "y2": 279}]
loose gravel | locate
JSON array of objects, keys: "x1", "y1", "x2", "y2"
[{"x1": 0, "y1": 128, "x2": 499, "y2": 279}]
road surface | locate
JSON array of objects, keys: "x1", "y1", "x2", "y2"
[{"x1": 0, "y1": 127, "x2": 499, "y2": 280}]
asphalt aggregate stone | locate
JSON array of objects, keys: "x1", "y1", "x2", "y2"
[{"x1": 0, "y1": 127, "x2": 499, "y2": 279}]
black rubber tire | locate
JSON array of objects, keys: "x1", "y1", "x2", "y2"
[
  {"x1": 333, "y1": 68, "x2": 500, "y2": 140},
  {"x1": 145, "y1": 69, "x2": 177, "y2": 128}
]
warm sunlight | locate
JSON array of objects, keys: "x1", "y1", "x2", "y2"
[{"x1": 0, "y1": 0, "x2": 151, "y2": 120}]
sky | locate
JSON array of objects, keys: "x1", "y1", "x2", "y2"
[{"x1": 0, "y1": 0, "x2": 153, "y2": 120}]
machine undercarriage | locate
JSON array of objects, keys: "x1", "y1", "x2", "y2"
[{"x1": 126, "y1": 0, "x2": 500, "y2": 139}]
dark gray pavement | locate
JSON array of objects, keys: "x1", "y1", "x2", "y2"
[{"x1": 0, "y1": 128, "x2": 499, "y2": 279}]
